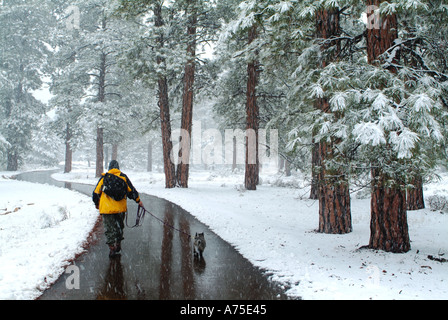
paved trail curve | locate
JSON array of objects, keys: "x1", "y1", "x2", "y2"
[{"x1": 18, "y1": 170, "x2": 288, "y2": 300}]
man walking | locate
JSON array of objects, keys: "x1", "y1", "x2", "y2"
[{"x1": 93, "y1": 160, "x2": 144, "y2": 257}]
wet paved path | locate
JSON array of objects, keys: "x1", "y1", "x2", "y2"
[{"x1": 17, "y1": 170, "x2": 288, "y2": 300}]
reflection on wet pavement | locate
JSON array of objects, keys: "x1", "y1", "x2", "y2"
[
  {"x1": 96, "y1": 255, "x2": 126, "y2": 300},
  {"x1": 18, "y1": 170, "x2": 288, "y2": 300}
]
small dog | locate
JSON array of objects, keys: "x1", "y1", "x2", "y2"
[{"x1": 193, "y1": 232, "x2": 206, "y2": 258}]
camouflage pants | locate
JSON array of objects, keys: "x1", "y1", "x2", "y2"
[{"x1": 102, "y1": 213, "x2": 125, "y2": 245}]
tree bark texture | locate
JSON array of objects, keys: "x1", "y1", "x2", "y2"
[
  {"x1": 315, "y1": 9, "x2": 341, "y2": 58},
  {"x1": 366, "y1": 0, "x2": 400, "y2": 71},
  {"x1": 245, "y1": 25, "x2": 260, "y2": 191},
  {"x1": 309, "y1": 142, "x2": 319, "y2": 200},
  {"x1": 369, "y1": 168, "x2": 410, "y2": 253},
  {"x1": 316, "y1": 100, "x2": 352, "y2": 234},
  {"x1": 407, "y1": 174, "x2": 425, "y2": 210},
  {"x1": 158, "y1": 76, "x2": 176, "y2": 188},
  {"x1": 366, "y1": 0, "x2": 410, "y2": 252},
  {"x1": 315, "y1": 9, "x2": 352, "y2": 234},
  {"x1": 176, "y1": 1, "x2": 197, "y2": 188}
]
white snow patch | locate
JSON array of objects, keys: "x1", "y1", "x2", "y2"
[{"x1": 0, "y1": 172, "x2": 98, "y2": 300}]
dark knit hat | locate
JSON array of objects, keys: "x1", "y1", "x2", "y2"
[{"x1": 108, "y1": 160, "x2": 120, "y2": 170}]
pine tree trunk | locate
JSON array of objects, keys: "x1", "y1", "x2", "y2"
[
  {"x1": 111, "y1": 144, "x2": 118, "y2": 161},
  {"x1": 366, "y1": 0, "x2": 410, "y2": 252},
  {"x1": 7, "y1": 150, "x2": 18, "y2": 171},
  {"x1": 95, "y1": 18, "x2": 107, "y2": 178},
  {"x1": 285, "y1": 160, "x2": 291, "y2": 177},
  {"x1": 315, "y1": 8, "x2": 351, "y2": 234},
  {"x1": 407, "y1": 174, "x2": 425, "y2": 210},
  {"x1": 403, "y1": 27, "x2": 425, "y2": 212},
  {"x1": 366, "y1": 0, "x2": 400, "y2": 71},
  {"x1": 154, "y1": 3, "x2": 176, "y2": 188},
  {"x1": 369, "y1": 168, "x2": 410, "y2": 252},
  {"x1": 158, "y1": 76, "x2": 176, "y2": 188},
  {"x1": 176, "y1": 1, "x2": 197, "y2": 188},
  {"x1": 232, "y1": 136, "x2": 237, "y2": 172},
  {"x1": 316, "y1": 101, "x2": 352, "y2": 234},
  {"x1": 104, "y1": 145, "x2": 109, "y2": 170},
  {"x1": 245, "y1": 25, "x2": 259, "y2": 191},
  {"x1": 64, "y1": 123, "x2": 72, "y2": 173},
  {"x1": 96, "y1": 127, "x2": 104, "y2": 178},
  {"x1": 64, "y1": 144, "x2": 72, "y2": 173},
  {"x1": 310, "y1": 141, "x2": 319, "y2": 200}
]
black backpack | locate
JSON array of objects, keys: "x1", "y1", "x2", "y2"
[{"x1": 102, "y1": 173, "x2": 127, "y2": 201}]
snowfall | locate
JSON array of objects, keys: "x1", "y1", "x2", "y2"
[{"x1": 1, "y1": 163, "x2": 447, "y2": 300}]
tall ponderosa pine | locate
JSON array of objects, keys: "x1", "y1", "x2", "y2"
[
  {"x1": 154, "y1": 2, "x2": 176, "y2": 188},
  {"x1": 315, "y1": 7, "x2": 351, "y2": 234},
  {"x1": 366, "y1": 0, "x2": 410, "y2": 253},
  {"x1": 176, "y1": 0, "x2": 198, "y2": 188},
  {"x1": 91, "y1": 15, "x2": 112, "y2": 178},
  {"x1": 225, "y1": 0, "x2": 263, "y2": 190},
  {"x1": 245, "y1": 24, "x2": 260, "y2": 190}
]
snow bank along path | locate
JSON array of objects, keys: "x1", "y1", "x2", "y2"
[{"x1": 0, "y1": 175, "x2": 98, "y2": 300}]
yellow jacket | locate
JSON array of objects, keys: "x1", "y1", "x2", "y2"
[{"x1": 92, "y1": 168, "x2": 141, "y2": 214}]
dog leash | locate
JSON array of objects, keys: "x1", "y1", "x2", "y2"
[
  {"x1": 126, "y1": 206, "x2": 146, "y2": 228},
  {"x1": 128, "y1": 206, "x2": 192, "y2": 239}
]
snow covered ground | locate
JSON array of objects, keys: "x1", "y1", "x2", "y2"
[
  {"x1": 0, "y1": 172, "x2": 98, "y2": 300},
  {"x1": 1, "y1": 164, "x2": 447, "y2": 300}
]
